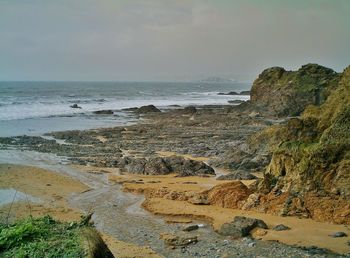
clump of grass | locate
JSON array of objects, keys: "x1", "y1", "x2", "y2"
[{"x1": 0, "y1": 215, "x2": 87, "y2": 258}]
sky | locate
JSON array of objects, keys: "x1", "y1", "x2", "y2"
[{"x1": 0, "y1": 0, "x2": 349, "y2": 81}]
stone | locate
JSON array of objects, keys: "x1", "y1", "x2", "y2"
[
  {"x1": 207, "y1": 181, "x2": 251, "y2": 209},
  {"x1": 329, "y1": 232, "x2": 347, "y2": 238},
  {"x1": 218, "y1": 216, "x2": 268, "y2": 238},
  {"x1": 273, "y1": 224, "x2": 291, "y2": 231}
]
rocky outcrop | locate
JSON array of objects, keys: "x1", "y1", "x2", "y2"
[
  {"x1": 135, "y1": 105, "x2": 161, "y2": 114},
  {"x1": 250, "y1": 64, "x2": 340, "y2": 116},
  {"x1": 250, "y1": 66, "x2": 350, "y2": 224},
  {"x1": 121, "y1": 156, "x2": 215, "y2": 177}
]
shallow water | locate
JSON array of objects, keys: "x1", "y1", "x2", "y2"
[{"x1": 0, "y1": 188, "x2": 41, "y2": 206}]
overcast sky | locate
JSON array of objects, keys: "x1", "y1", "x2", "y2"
[{"x1": 0, "y1": 0, "x2": 349, "y2": 81}]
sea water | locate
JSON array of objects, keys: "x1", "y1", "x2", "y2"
[{"x1": 0, "y1": 81, "x2": 250, "y2": 136}]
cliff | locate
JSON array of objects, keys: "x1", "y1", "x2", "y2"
[
  {"x1": 251, "y1": 65, "x2": 350, "y2": 223},
  {"x1": 250, "y1": 64, "x2": 340, "y2": 116}
]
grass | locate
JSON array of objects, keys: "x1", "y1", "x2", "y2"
[{"x1": 0, "y1": 215, "x2": 87, "y2": 258}]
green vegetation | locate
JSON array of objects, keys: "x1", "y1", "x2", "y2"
[
  {"x1": 0, "y1": 216, "x2": 87, "y2": 258},
  {"x1": 263, "y1": 66, "x2": 350, "y2": 196}
]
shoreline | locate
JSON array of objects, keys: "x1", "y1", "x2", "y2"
[{"x1": 0, "y1": 102, "x2": 349, "y2": 256}]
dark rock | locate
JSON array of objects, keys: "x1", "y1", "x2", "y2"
[
  {"x1": 240, "y1": 91, "x2": 251, "y2": 95},
  {"x1": 183, "y1": 106, "x2": 197, "y2": 114},
  {"x1": 228, "y1": 100, "x2": 245, "y2": 104},
  {"x1": 183, "y1": 225, "x2": 199, "y2": 232},
  {"x1": 218, "y1": 216, "x2": 268, "y2": 238},
  {"x1": 217, "y1": 170, "x2": 257, "y2": 180},
  {"x1": 329, "y1": 232, "x2": 347, "y2": 238},
  {"x1": 122, "y1": 107, "x2": 139, "y2": 111},
  {"x1": 125, "y1": 158, "x2": 146, "y2": 174},
  {"x1": 70, "y1": 104, "x2": 81, "y2": 109},
  {"x1": 218, "y1": 91, "x2": 239, "y2": 95},
  {"x1": 273, "y1": 224, "x2": 291, "y2": 231},
  {"x1": 93, "y1": 110, "x2": 113, "y2": 115},
  {"x1": 144, "y1": 157, "x2": 171, "y2": 175},
  {"x1": 135, "y1": 105, "x2": 161, "y2": 114}
]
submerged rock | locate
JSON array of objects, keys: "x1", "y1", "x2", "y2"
[{"x1": 70, "y1": 103, "x2": 81, "y2": 109}]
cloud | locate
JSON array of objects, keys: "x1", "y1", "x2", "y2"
[{"x1": 0, "y1": 0, "x2": 349, "y2": 81}]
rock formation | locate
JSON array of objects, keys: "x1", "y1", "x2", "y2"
[
  {"x1": 250, "y1": 64, "x2": 340, "y2": 116},
  {"x1": 246, "y1": 65, "x2": 350, "y2": 224}
]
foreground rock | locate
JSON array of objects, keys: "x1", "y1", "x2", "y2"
[{"x1": 218, "y1": 216, "x2": 268, "y2": 238}]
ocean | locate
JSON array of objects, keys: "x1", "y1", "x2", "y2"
[{"x1": 0, "y1": 81, "x2": 250, "y2": 137}]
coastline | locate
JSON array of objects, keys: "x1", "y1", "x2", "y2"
[{"x1": 0, "y1": 102, "x2": 349, "y2": 256}]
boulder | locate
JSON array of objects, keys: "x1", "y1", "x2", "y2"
[
  {"x1": 135, "y1": 105, "x2": 161, "y2": 114},
  {"x1": 70, "y1": 104, "x2": 81, "y2": 109},
  {"x1": 218, "y1": 216, "x2": 268, "y2": 238},
  {"x1": 207, "y1": 181, "x2": 251, "y2": 208}
]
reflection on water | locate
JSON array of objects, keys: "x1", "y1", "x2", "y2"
[{"x1": 0, "y1": 188, "x2": 41, "y2": 206}]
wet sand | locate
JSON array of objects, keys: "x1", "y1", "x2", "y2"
[
  {"x1": 0, "y1": 164, "x2": 163, "y2": 258},
  {"x1": 109, "y1": 172, "x2": 350, "y2": 254}
]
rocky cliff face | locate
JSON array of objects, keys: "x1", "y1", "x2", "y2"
[
  {"x1": 250, "y1": 66, "x2": 350, "y2": 223},
  {"x1": 250, "y1": 64, "x2": 340, "y2": 116}
]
